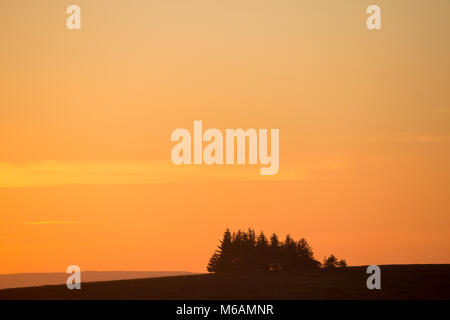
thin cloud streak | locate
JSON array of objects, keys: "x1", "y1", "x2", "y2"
[{"x1": 0, "y1": 161, "x2": 314, "y2": 188}]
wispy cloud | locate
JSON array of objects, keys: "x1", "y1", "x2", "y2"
[{"x1": 0, "y1": 161, "x2": 310, "y2": 188}]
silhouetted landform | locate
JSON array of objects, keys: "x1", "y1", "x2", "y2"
[
  {"x1": 208, "y1": 229, "x2": 346, "y2": 273},
  {"x1": 1, "y1": 265, "x2": 449, "y2": 299},
  {"x1": 0, "y1": 271, "x2": 193, "y2": 290}
]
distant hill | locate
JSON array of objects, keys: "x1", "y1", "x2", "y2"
[
  {"x1": 0, "y1": 271, "x2": 193, "y2": 290},
  {"x1": 1, "y1": 265, "x2": 449, "y2": 299}
]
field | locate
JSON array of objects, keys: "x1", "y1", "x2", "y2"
[{"x1": 1, "y1": 265, "x2": 449, "y2": 300}]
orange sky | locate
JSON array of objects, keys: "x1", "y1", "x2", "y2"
[{"x1": 1, "y1": 0, "x2": 449, "y2": 273}]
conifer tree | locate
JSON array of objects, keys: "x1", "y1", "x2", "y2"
[{"x1": 207, "y1": 228, "x2": 337, "y2": 273}]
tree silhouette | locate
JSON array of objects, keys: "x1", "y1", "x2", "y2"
[
  {"x1": 322, "y1": 254, "x2": 347, "y2": 270},
  {"x1": 207, "y1": 228, "x2": 336, "y2": 273},
  {"x1": 207, "y1": 228, "x2": 232, "y2": 273},
  {"x1": 255, "y1": 231, "x2": 269, "y2": 271}
]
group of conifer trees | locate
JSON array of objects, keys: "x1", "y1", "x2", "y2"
[{"x1": 207, "y1": 228, "x2": 346, "y2": 273}]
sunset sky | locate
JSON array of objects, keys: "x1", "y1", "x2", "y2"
[{"x1": 1, "y1": 0, "x2": 449, "y2": 273}]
